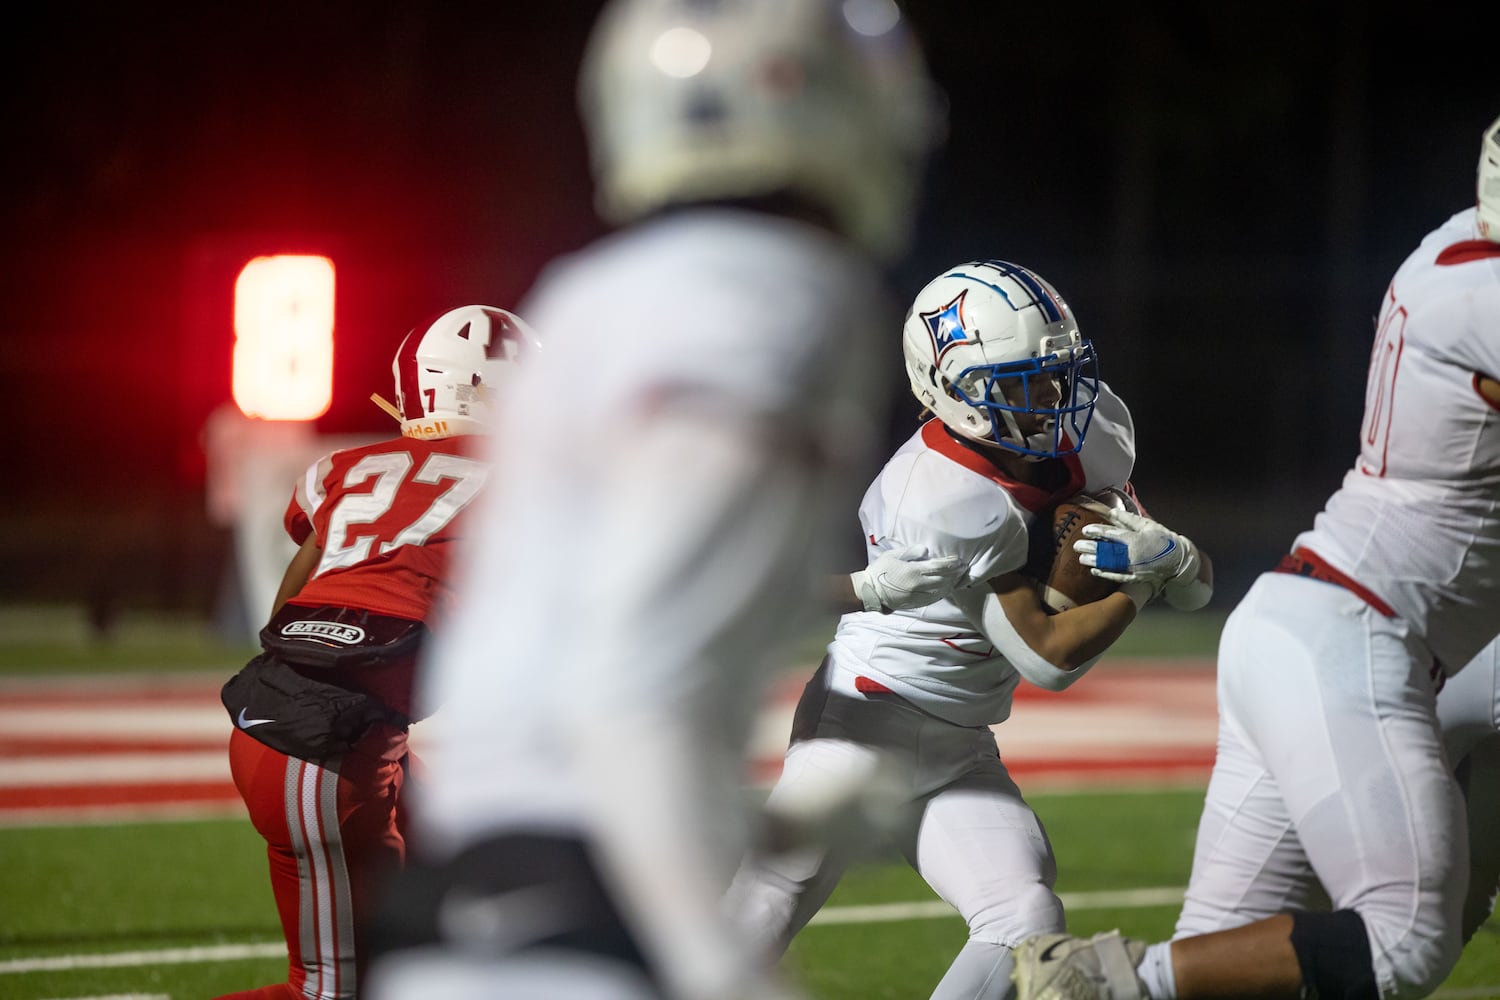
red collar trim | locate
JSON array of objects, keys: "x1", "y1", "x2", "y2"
[
  {"x1": 1436, "y1": 240, "x2": 1500, "y2": 266},
  {"x1": 919, "y1": 419, "x2": 1084, "y2": 513}
]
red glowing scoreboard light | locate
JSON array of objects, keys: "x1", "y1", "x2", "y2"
[{"x1": 231, "y1": 254, "x2": 336, "y2": 420}]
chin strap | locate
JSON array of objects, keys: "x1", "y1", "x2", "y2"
[
  {"x1": 989, "y1": 408, "x2": 1061, "y2": 461},
  {"x1": 996, "y1": 409, "x2": 1028, "y2": 450},
  {"x1": 371, "y1": 392, "x2": 403, "y2": 424}
]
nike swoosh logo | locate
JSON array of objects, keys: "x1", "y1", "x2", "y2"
[
  {"x1": 237, "y1": 707, "x2": 275, "y2": 729},
  {"x1": 1143, "y1": 538, "x2": 1176, "y2": 565},
  {"x1": 1039, "y1": 939, "x2": 1071, "y2": 963}
]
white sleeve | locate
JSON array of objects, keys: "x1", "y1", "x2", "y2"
[
  {"x1": 861, "y1": 449, "x2": 1031, "y2": 588},
  {"x1": 948, "y1": 585, "x2": 1102, "y2": 692}
]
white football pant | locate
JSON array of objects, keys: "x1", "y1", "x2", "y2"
[
  {"x1": 1175, "y1": 573, "x2": 1466, "y2": 1000},
  {"x1": 728, "y1": 664, "x2": 1064, "y2": 1000}
]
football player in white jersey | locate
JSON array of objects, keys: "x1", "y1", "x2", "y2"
[
  {"x1": 1437, "y1": 638, "x2": 1500, "y2": 948},
  {"x1": 363, "y1": 3, "x2": 944, "y2": 1000},
  {"x1": 726, "y1": 258, "x2": 1215, "y2": 1000},
  {"x1": 1013, "y1": 113, "x2": 1500, "y2": 1000}
]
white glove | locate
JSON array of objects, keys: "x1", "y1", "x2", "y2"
[
  {"x1": 850, "y1": 545, "x2": 966, "y2": 613},
  {"x1": 1072, "y1": 508, "x2": 1206, "y2": 608}
]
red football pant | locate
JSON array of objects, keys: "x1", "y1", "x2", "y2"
[{"x1": 219, "y1": 727, "x2": 408, "y2": 1000}]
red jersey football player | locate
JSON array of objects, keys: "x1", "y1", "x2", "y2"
[{"x1": 215, "y1": 305, "x2": 539, "y2": 1000}]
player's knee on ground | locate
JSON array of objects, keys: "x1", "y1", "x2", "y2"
[{"x1": 1290, "y1": 909, "x2": 1460, "y2": 1000}]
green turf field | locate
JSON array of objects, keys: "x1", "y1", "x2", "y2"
[
  {"x1": 0, "y1": 604, "x2": 257, "y2": 675},
  {"x1": 1, "y1": 794, "x2": 1497, "y2": 999},
  {"x1": 2, "y1": 605, "x2": 1497, "y2": 998},
  {"x1": 0, "y1": 602, "x2": 1215, "y2": 676}
]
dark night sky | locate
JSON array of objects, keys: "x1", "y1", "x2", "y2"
[{"x1": 2, "y1": 1, "x2": 1498, "y2": 609}]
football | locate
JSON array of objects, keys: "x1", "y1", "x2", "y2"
[{"x1": 1024, "y1": 490, "x2": 1131, "y2": 613}]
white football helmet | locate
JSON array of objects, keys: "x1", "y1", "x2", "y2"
[
  {"x1": 902, "y1": 260, "x2": 1099, "y2": 459},
  {"x1": 578, "y1": 0, "x2": 942, "y2": 260},
  {"x1": 1478, "y1": 112, "x2": 1500, "y2": 242},
  {"x1": 391, "y1": 305, "x2": 540, "y2": 439}
]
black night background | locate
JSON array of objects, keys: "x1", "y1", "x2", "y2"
[{"x1": 2, "y1": 1, "x2": 1497, "y2": 618}]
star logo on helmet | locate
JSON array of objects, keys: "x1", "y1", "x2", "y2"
[{"x1": 922, "y1": 291, "x2": 971, "y2": 360}]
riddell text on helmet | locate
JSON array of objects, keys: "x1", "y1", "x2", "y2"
[{"x1": 403, "y1": 420, "x2": 452, "y2": 439}]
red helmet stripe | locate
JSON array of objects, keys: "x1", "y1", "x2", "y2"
[{"x1": 395, "y1": 332, "x2": 426, "y2": 419}]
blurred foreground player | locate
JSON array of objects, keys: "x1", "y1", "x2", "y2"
[
  {"x1": 727, "y1": 260, "x2": 1213, "y2": 1000},
  {"x1": 364, "y1": 2, "x2": 943, "y2": 999},
  {"x1": 1013, "y1": 113, "x2": 1500, "y2": 1000},
  {"x1": 215, "y1": 306, "x2": 537, "y2": 1000}
]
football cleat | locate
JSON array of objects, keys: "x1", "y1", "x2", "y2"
[{"x1": 1012, "y1": 931, "x2": 1148, "y2": 1000}]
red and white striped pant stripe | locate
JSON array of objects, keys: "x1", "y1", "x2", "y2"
[{"x1": 222, "y1": 727, "x2": 407, "y2": 999}]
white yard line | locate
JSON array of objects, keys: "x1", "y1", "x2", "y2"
[
  {"x1": 0, "y1": 752, "x2": 229, "y2": 786},
  {"x1": 808, "y1": 886, "x2": 1186, "y2": 925},
  {"x1": 0, "y1": 707, "x2": 228, "y2": 739},
  {"x1": 1, "y1": 891, "x2": 1179, "y2": 975},
  {"x1": 0, "y1": 943, "x2": 283, "y2": 973},
  {"x1": 0, "y1": 888, "x2": 1186, "y2": 975},
  {"x1": 2, "y1": 890, "x2": 1494, "y2": 1000}
]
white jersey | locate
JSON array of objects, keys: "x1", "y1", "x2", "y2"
[
  {"x1": 413, "y1": 207, "x2": 893, "y2": 844},
  {"x1": 829, "y1": 383, "x2": 1137, "y2": 727},
  {"x1": 1294, "y1": 208, "x2": 1500, "y2": 674}
]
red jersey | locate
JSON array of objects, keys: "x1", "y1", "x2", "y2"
[{"x1": 283, "y1": 434, "x2": 487, "y2": 625}]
